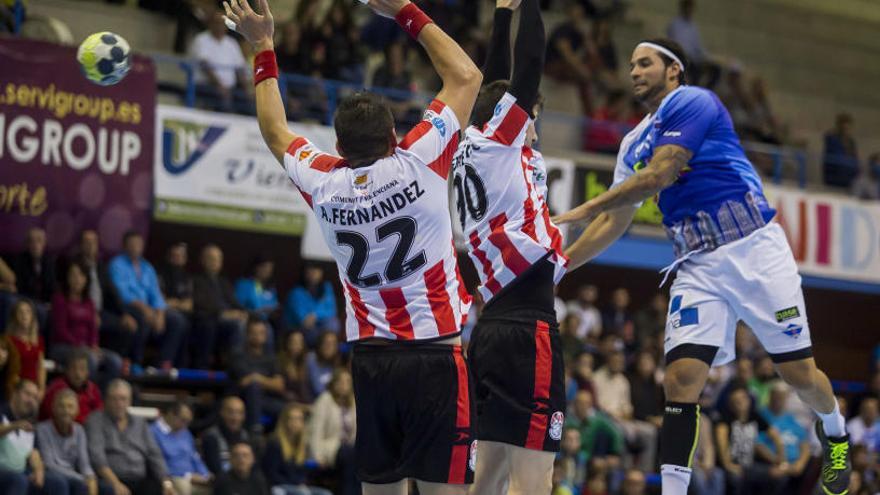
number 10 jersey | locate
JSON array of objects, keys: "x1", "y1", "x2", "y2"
[
  {"x1": 285, "y1": 100, "x2": 472, "y2": 343},
  {"x1": 453, "y1": 92, "x2": 568, "y2": 304}
]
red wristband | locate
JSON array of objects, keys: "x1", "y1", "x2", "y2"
[
  {"x1": 395, "y1": 3, "x2": 433, "y2": 40},
  {"x1": 253, "y1": 50, "x2": 279, "y2": 85}
]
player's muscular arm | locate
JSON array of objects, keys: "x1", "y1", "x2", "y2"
[
  {"x1": 554, "y1": 144, "x2": 691, "y2": 225},
  {"x1": 564, "y1": 206, "x2": 637, "y2": 272},
  {"x1": 224, "y1": 0, "x2": 299, "y2": 164}
]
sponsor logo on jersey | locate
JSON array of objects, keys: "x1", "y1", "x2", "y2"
[
  {"x1": 775, "y1": 306, "x2": 800, "y2": 323},
  {"x1": 783, "y1": 323, "x2": 803, "y2": 338},
  {"x1": 549, "y1": 411, "x2": 564, "y2": 440},
  {"x1": 432, "y1": 117, "x2": 447, "y2": 137},
  {"x1": 663, "y1": 130, "x2": 682, "y2": 137},
  {"x1": 494, "y1": 102, "x2": 503, "y2": 116},
  {"x1": 670, "y1": 307, "x2": 699, "y2": 329},
  {"x1": 469, "y1": 440, "x2": 478, "y2": 472}
]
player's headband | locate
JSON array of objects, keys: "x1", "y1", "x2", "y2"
[{"x1": 636, "y1": 42, "x2": 686, "y2": 71}]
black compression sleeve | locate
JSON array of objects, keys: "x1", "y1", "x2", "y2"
[
  {"x1": 510, "y1": 0, "x2": 545, "y2": 117},
  {"x1": 482, "y1": 7, "x2": 513, "y2": 84}
]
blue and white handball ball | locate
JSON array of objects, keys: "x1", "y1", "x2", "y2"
[{"x1": 77, "y1": 32, "x2": 131, "y2": 86}]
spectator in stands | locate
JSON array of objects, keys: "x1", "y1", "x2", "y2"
[
  {"x1": 309, "y1": 369, "x2": 356, "y2": 492},
  {"x1": 557, "y1": 427, "x2": 588, "y2": 488},
  {"x1": 586, "y1": 19, "x2": 620, "y2": 91},
  {"x1": 748, "y1": 354, "x2": 777, "y2": 407},
  {"x1": 284, "y1": 263, "x2": 339, "y2": 345},
  {"x1": 109, "y1": 231, "x2": 187, "y2": 370},
  {"x1": 306, "y1": 332, "x2": 339, "y2": 397},
  {"x1": 748, "y1": 76, "x2": 784, "y2": 145},
  {"x1": 192, "y1": 244, "x2": 247, "y2": 369},
  {"x1": 150, "y1": 402, "x2": 212, "y2": 495},
  {"x1": 234, "y1": 255, "x2": 279, "y2": 322},
  {"x1": 0, "y1": 256, "x2": 16, "y2": 320},
  {"x1": 158, "y1": 242, "x2": 194, "y2": 318},
  {"x1": 229, "y1": 319, "x2": 285, "y2": 434},
  {"x1": 275, "y1": 21, "x2": 328, "y2": 122},
  {"x1": 12, "y1": 227, "x2": 55, "y2": 304},
  {"x1": 759, "y1": 382, "x2": 811, "y2": 491},
  {"x1": 5, "y1": 299, "x2": 45, "y2": 395},
  {"x1": 848, "y1": 397, "x2": 879, "y2": 448},
  {"x1": 312, "y1": 1, "x2": 363, "y2": 83},
  {"x1": 566, "y1": 285, "x2": 602, "y2": 341},
  {"x1": 823, "y1": 112, "x2": 860, "y2": 188},
  {"x1": 50, "y1": 260, "x2": 122, "y2": 388},
  {"x1": 0, "y1": 337, "x2": 20, "y2": 403},
  {"x1": 629, "y1": 351, "x2": 664, "y2": 430},
  {"x1": 544, "y1": 2, "x2": 594, "y2": 115},
  {"x1": 559, "y1": 313, "x2": 586, "y2": 365},
  {"x1": 0, "y1": 380, "x2": 65, "y2": 495},
  {"x1": 278, "y1": 331, "x2": 313, "y2": 405},
  {"x1": 570, "y1": 351, "x2": 597, "y2": 397},
  {"x1": 584, "y1": 90, "x2": 631, "y2": 153},
  {"x1": 76, "y1": 230, "x2": 141, "y2": 367},
  {"x1": 621, "y1": 469, "x2": 646, "y2": 495},
  {"x1": 564, "y1": 389, "x2": 624, "y2": 464},
  {"x1": 714, "y1": 386, "x2": 787, "y2": 494},
  {"x1": 35, "y1": 388, "x2": 103, "y2": 495},
  {"x1": 690, "y1": 411, "x2": 724, "y2": 495},
  {"x1": 666, "y1": 0, "x2": 720, "y2": 88},
  {"x1": 602, "y1": 287, "x2": 634, "y2": 336},
  {"x1": 262, "y1": 404, "x2": 331, "y2": 495},
  {"x1": 86, "y1": 379, "x2": 174, "y2": 495},
  {"x1": 202, "y1": 396, "x2": 251, "y2": 476},
  {"x1": 189, "y1": 10, "x2": 251, "y2": 114},
  {"x1": 593, "y1": 350, "x2": 656, "y2": 472},
  {"x1": 851, "y1": 153, "x2": 880, "y2": 200},
  {"x1": 634, "y1": 293, "x2": 668, "y2": 345},
  {"x1": 372, "y1": 41, "x2": 422, "y2": 128},
  {"x1": 213, "y1": 442, "x2": 269, "y2": 495},
  {"x1": 39, "y1": 350, "x2": 102, "y2": 424}
]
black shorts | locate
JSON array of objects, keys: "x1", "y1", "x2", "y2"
[
  {"x1": 467, "y1": 256, "x2": 566, "y2": 452},
  {"x1": 351, "y1": 342, "x2": 476, "y2": 485}
]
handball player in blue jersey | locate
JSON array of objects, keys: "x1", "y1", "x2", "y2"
[{"x1": 555, "y1": 38, "x2": 851, "y2": 495}]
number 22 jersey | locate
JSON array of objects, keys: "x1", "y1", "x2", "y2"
[{"x1": 284, "y1": 100, "x2": 471, "y2": 343}]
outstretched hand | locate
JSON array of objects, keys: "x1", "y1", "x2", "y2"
[
  {"x1": 552, "y1": 201, "x2": 599, "y2": 226},
  {"x1": 223, "y1": 0, "x2": 274, "y2": 48},
  {"x1": 363, "y1": 0, "x2": 410, "y2": 19}
]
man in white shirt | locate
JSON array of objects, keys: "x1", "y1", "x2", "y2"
[
  {"x1": 189, "y1": 11, "x2": 251, "y2": 113},
  {"x1": 0, "y1": 380, "x2": 66, "y2": 495},
  {"x1": 566, "y1": 285, "x2": 602, "y2": 340},
  {"x1": 847, "y1": 397, "x2": 879, "y2": 448}
]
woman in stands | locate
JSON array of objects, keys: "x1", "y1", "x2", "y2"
[
  {"x1": 262, "y1": 403, "x2": 332, "y2": 495},
  {"x1": 0, "y1": 337, "x2": 21, "y2": 402},
  {"x1": 309, "y1": 369, "x2": 357, "y2": 495},
  {"x1": 4, "y1": 299, "x2": 45, "y2": 395},
  {"x1": 305, "y1": 332, "x2": 339, "y2": 397},
  {"x1": 50, "y1": 260, "x2": 122, "y2": 388},
  {"x1": 278, "y1": 331, "x2": 313, "y2": 405}
]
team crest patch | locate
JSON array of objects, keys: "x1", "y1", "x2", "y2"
[
  {"x1": 431, "y1": 117, "x2": 447, "y2": 137},
  {"x1": 549, "y1": 411, "x2": 564, "y2": 441},
  {"x1": 354, "y1": 174, "x2": 369, "y2": 186},
  {"x1": 783, "y1": 323, "x2": 803, "y2": 338},
  {"x1": 775, "y1": 306, "x2": 800, "y2": 323},
  {"x1": 468, "y1": 440, "x2": 478, "y2": 472},
  {"x1": 298, "y1": 149, "x2": 312, "y2": 160}
]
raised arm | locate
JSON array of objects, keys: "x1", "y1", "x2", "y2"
[
  {"x1": 482, "y1": 0, "x2": 518, "y2": 84},
  {"x1": 223, "y1": 0, "x2": 298, "y2": 164},
  {"x1": 554, "y1": 144, "x2": 691, "y2": 226},
  {"x1": 509, "y1": 0, "x2": 544, "y2": 116}
]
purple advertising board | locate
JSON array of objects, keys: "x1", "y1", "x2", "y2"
[{"x1": 0, "y1": 38, "x2": 155, "y2": 255}]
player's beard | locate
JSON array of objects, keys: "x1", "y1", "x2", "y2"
[{"x1": 634, "y1": 79, "x2": 666, "y2": 106}]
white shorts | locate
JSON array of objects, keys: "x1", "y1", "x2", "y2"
[{"x1": 665, "y1": 223, "x2": 813, "y2": 367}]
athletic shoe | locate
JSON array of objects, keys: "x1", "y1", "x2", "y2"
[{"x1": 815, "y1": 419, "x2": 852, "y2": 495}]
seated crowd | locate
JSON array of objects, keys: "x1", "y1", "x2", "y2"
[{"x1": 2, "y1": 229, "x2": 879, "y2": 495}]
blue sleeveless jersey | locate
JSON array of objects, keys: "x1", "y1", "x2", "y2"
[{"x1": 613, "y1": 86, "x2": 776, "y2": 257}]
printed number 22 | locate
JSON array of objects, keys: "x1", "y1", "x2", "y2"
[{"x1": 335, "y1": 217, "x2": 427, "y2": 288}]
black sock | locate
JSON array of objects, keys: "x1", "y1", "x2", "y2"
[{"x1": 660, "y1": 402, "x2": 700, "y2": 468}]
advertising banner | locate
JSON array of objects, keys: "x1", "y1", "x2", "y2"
[
  {"x1": 154, "y1": 105, "x2": 336, "y2": 235},
  {"x1": 0, "y1": 38, "x2": 155, "y2": 254},
  {"x1": 765, "y1": 184, "x2": 880, "y2": 284}
]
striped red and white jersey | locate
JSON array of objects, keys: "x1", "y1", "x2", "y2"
[
  {"x1": 452, "y1": 92, "x2": 568, "y2": 303},
  {"x1": 284, "y1": 100, "x2": 472, "y2": 343}
]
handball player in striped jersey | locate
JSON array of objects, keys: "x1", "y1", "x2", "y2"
[
  {"x1": 450, "y1": 0, "x2": 580, "y2": 492},
  {"x1": 223, "y1": 0, "x2": 482, "y2": 493}
]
